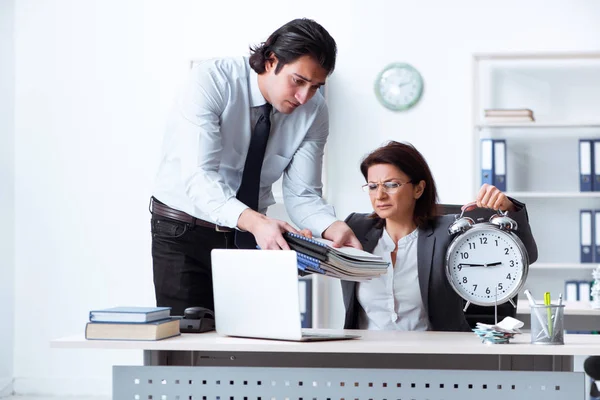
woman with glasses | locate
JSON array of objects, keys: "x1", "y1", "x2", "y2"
[{"x1": 341, "y1": 141, "x2": 538, "y2": 331}]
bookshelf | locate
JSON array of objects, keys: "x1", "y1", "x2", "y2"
[
  {"x1": 505, "y1": 192, "x2": 600, "y2": 199},
  {"x1": 477, "y1": 122, "x2": 600, "y2": 129},
  {"x1": 472, "y1": 52, "x2": 600, "y2": 303}
]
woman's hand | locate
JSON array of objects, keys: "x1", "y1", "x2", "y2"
[
  {"x1": 322, "y1": 221, "x2": 362, "y2": 249},
  {"x1": 476, "y1": 183, "x2": 515, "y2": 212},
  {"x1": 298, "y1": 228, "x2": 313, "y2": 239}
]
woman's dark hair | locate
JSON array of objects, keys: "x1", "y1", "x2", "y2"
[
  {"x1": 360, "y1": 141, "x2": 439, "y2": 228},
  {"x1": 249, "y1": 18, "x2": 337, "y2": 75}
]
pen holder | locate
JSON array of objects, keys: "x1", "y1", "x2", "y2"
[{"x1": 530, "y1": 304, "x2": 565, "y2": 345}]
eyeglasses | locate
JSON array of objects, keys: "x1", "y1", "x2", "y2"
[{"x1": 361, "y1": 181, "x2": 413, "y2": 194}]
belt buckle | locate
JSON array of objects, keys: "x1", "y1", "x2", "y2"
[{"x1": 215, "y1": 225, "x2": 230, "y2": 233}]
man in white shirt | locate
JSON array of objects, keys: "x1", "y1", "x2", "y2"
[{"x1": 150, "y1": 18, "x2": 360, "y2": 315}]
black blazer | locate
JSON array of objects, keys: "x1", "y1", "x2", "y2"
[{"x1": 341, "y1": 203, "x2": 538, "y2": 332}]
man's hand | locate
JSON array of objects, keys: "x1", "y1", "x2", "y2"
[
  {"x1": 237, "y1": 209, "x2": 312, "y2": 250},
  {"x1": 476, "y1": 183, "x2": 515, "y2": 212},
  {"x1": 322, "y1": 221, "x2": 362, "y2": 249}
]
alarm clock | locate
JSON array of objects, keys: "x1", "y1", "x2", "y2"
[
  {"x1": 445, "y1": 202, "x2": 529, "y2": 309},
  {"x1": 374, "y1": 62, "x2": 424, "y2": 111}
]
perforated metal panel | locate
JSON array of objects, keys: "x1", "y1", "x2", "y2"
[{"x1": 114, "y1": 365, "x2": 583, "y2": 399}]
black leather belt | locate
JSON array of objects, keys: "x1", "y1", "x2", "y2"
[{"x1": 150, "y1": 197, "x2": 233, "y2": 233}]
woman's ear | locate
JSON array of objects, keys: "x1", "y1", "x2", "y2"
[{"x1": 414, "y1": 180, "x2": 426, "y2": 199}]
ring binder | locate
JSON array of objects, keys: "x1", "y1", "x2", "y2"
[
  {"x1": 581, "y1": 210, "x2": 594, "y2": 263},
  {"x1": 580, "y1": 139, "x2": 593, "y2": 192}
]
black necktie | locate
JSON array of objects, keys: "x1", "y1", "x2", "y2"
[{"x1": 235, "y1": 103, "x2": 272, "y2": 249}]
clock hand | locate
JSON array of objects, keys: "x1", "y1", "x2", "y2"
[
  {"x1": 485, "y1": 262, "x2": 502, "y2": 267},
  {"x1": 458, "y1": 263, "x2": 486, "y2": 267}
]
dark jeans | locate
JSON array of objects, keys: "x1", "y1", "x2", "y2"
[{"x1": 151, "y1": 214, "x2": 235, "y2": 316}]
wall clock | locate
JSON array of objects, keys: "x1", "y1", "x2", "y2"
[{"x1": 374, "y1": 62, "x2": 424, "y2": 111}]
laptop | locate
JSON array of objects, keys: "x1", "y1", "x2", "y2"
[{"x1": 211, "y1": 249, "x2": 360, "y2": 342}]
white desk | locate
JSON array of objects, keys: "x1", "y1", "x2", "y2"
[
  {"x1": 517, "y1": 300, "x2": 600, "y2": 331},
  {"x1": 52, "y1": 329, "x2": 600, "y2": 399}
]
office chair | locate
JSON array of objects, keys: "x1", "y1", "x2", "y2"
[
  {"x1": 585, "y1": 356, "x2": 600, "y2": 398},
  {"x1": 439, "y1": 204, "x2": 519, "y2": 329}
]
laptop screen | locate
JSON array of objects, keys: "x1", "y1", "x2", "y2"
[{"x1": 211, "y1": 249, "x2": 304, "y2": 341}]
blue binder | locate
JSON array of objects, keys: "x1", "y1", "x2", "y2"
[
  {"x1": 493, "y1": 139, "x2": 507, "y2": 191},
  {"x1": 296, "y1": 259, "x2": 308, "y2": 272},
  {"x1": 593, "y1": 140, "x2": 600, "y2": 191},
  {"x1": 592, "y1": 210, "x2": 600, "y2": 263},
  {"x1": 481, "y1": 139, "x2": 494, "y2": 185},
  {"x1": 297, "y1": 252, "x2": 325, "y2": 274},
  {"x1": 298, "y1": 277, "x2": 313, "y2": 328},
  {"x1": 581, "y1": 209, "x2": 594, "y2": 263},
  {"x1": 580, "y1": 139, "x2": 593, "y2": 192}
]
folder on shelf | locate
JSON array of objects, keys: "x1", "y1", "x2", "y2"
[
  {"x1": 481, "y1": 139, "x2": 494, "y2": 186},
  {"x1": 565, "y1": 280, "x2": 579, "y2": 301},
  {"x1": 493, "y1": 139, "x2": 507, "y2": 191},
  {"x1": 593, "y1": 140, "x2": 600, "y2": 191},
  {"x1": 579, "y1": 280, "x2": 592, "y2": 302},
  {"x1": 298, "y1": 277, "x2": 313, "y2": 328},
  {"x1": 595, "y1": 210, "x2": 600, "y2": 263},
  {"x1": 579, "y1": 139, "x2": 593, "y2": 192},
  {"x1": 580, "y1": 209, "x2": 594, "y2": 263}
]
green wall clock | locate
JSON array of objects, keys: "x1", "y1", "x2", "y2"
[{"x1": 374, "y1": 63, "x2": 424, "y2": 111}]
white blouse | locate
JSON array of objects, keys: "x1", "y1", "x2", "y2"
[{"x1": 357, "y1": 227, "x2": 430, "y2": 331}]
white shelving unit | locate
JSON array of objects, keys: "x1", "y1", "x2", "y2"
[
  {"x1": 531, "y1": 263, "x2": 598, "y2": 270},
  {"x1": 505, "y1": 192, "x2": 600, "y2": 199},
  {"x1": 477, "y1": 122, "x2": 600, "y2": 129},
  {"x1": 472, "y1": 52, "x2": 600, "y2": 300}
]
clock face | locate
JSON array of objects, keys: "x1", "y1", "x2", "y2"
[
  {"x1": 445, "y1": 224, "x2": 528, "y2": 306},
  {"x1": 374, "y1": 63, "x2": 423, "y2": 111}
]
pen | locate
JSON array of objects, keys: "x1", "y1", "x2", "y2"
[
  {"x1": 553, "y1": 293, "x2": 563, "y2": 334},
  {"x1": 524, "y1": 289, "x2": 537, "y2": 306},
  {"x1": 524, "y1": 289, "x2": 550, "y2": 339},
  {"x1": 544, "y1": 292, "x2": 552, "y2": 338}
]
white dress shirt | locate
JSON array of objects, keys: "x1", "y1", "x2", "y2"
[
  {"x1": 357, "y1": 228, "x2": 431, "y2": 331},
  {"x1": 153, "y1": 57, "x2": 337, "y2": 234}
]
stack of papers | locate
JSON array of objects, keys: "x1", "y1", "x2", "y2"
[
  {"x1": 472, "y1": 317, "x2": 523, "y2": 345},
  {"x1": 285, "y1": 232, "x2": 389, "y2": 281}
]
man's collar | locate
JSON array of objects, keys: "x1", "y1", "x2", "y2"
[{"x1": 249, "y1": 68, "x2": 267, "y2": 108}]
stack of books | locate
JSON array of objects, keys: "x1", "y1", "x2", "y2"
[
  {"x1": 85, "y1": 306, "x2": 180, "y2": 341},
  {"x1": 284, "y1": 232, "x2": 389, "y2": 281},
  {"x1": 484, "y1": 108, "x2": 535, "y2": 123}
]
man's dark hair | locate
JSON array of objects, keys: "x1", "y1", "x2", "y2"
[
  {"x1": 360, "y1": 141, "x2": 439, "y2": 229},
  {"x1": 249, "y1": 18, "x2": 337, "y2": 75}
]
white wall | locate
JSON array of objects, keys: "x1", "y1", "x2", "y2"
[
  {"x1": 9, "y1": 0, "x2": 600, "y2": 396},
  {"x1": 322, "y1": 0, "x2": 600, "y2": 328},
  {"x1": 0, "y1": 0, "x2": 15, "y2": 397}
]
